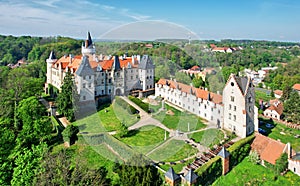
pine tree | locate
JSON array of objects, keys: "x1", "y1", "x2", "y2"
[{"x1": 56, "y1": 72, "x2": 78, "y2": 122}]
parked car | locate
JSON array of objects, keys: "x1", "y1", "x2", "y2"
[
  {"x1": 266, "y1": 123, "x2": 274, "y2": 128},
  {"x1": 258, "y1": 128, "x2": 266, "y2": 134}
]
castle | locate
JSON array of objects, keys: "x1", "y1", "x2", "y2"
[
  {"x1": 45, "y1": 32, "x2": 155, "y2": 106},
  {"x1": 155, "y1": 74, "x2": 258, "y2": 138}
]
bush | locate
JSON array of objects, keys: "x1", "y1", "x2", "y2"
[
  {"x1": 127, "y1": 105, "x2": 137, "y2": 114},
  {"x1": 128, "y1": 96, "x2": 149, "y2": 112}
]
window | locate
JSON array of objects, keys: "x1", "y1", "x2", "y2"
[
  {"x1": 102, "y1": 72, "x2": 104, "y2": 76},
  {"x1": 131, "y1": 76, "x2": 133, "y2": 80},
  {"x1": 229, "y1": 104, "x2": 232, "y2": 110},
  {"x1": 249, "y1": 106, "x2": 251, "y2": 113},
  {"x1": 83, "y1": 83, "x2": 86, "y2": 88},
  {"x1": 101, "y1": 90, "x2": 104, "y2": 94},
  {"x1": 231, "y1": 96, "x2": 235, "y2": 102},
  {"x1": 248, "y1": 97, "x2": 252, "y2": 103},
  {"x1": 83, "y1": 95, "x2": 86, "y2": 100},
  {"x1": 108, "y1": 79, "x2": 111, "y2": 83},
  {"x1": 231, "y1": 82, "x2": 234, "y2": 86},
  {"x1": 234, "y1": 106, "x2": 236, "y2": 111},
  {"x1": 211, "y1": 116, "x2": 213, "y2": 121},
  {"x1": 229, "y1": 113, "x2": 231, "y2": 120},
  {"x1": 88, "y1": 83, "x2": 91, "y2": 88},
  {"x1": 83, "y1": 76, "x2": 86, "y2": 80},
  {"x1": 233, "y1": 115, "x2": 236, "y2": 121},
  {"x1": 89, "y1": 75, "x2": 91, "y2": 79},
  {"x1": 294, "y1": 168, "x2": 296, "y2": 173},
  {"x1": 218, "y1": 109, "x2": 220, "y2": 114},
  {"x1": 204, "y1": 113, "x2": 207, "y2": 117},
  {"x1": 211, "y1": 107, "x2": 213, "y2": 112},
  {"x1": 204, "y1": 104, "x2": 207, "y2": 109},
  {"x1": 109, "y1": 89, "x2": 111, "y2": 93}
]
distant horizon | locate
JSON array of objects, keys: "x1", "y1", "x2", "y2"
[
  {"x1": 1, "y1": 33, "x2": 300, "y2": 44},
  {"x1": 0, "y1": 1, "x2": 299, "y2": 42}
]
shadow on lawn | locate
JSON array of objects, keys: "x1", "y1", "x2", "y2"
[{"x1": 124, "y1": 129, "x2": 140, "y2": 138}]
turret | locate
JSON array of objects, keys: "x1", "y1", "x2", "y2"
[
  {"x1": 46, "y1": 51, "x2": 57, "y2": 84},
  {"x1": 82, "y1": 31, "x2": 96, "y2": 56}
]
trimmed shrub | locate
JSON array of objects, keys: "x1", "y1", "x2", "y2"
[
  {"x1": 128, "y1": 96, "x2": 149, "y2": 112},
  {"x1": 227, "y1": 134, "x2": 255, "y2": 169}
]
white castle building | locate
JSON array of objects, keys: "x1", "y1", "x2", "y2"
[
  {"x1": 155, "y1": 74, "x2": 258, "y2": 138},
  {"x1": 45, "y1": 32, "x2": 155, "y2": 105}
]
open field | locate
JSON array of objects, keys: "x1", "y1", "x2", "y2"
[{"x1": 213, "y1": 157, "x2": 300, "y2": 185}]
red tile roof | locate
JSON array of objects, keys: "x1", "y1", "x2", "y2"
[
  {"x1": 251, "y1": 133, "x2": 286, "y2": 164},
  {"x1": 292, "y1": 84, "x2": 300, "y2": 91},
  {"x1": 190, "y1": 66, "x2": 201, "y2": 71},
  {"x1": 274, "y1": 90, "x2": 283, "y2": 96},
  {"x1": 157, "y1": 79, "x2": 223, "y2": 105},
  {"x1": 53, "y1": 55, "x2": 138, "y2": 72},
  {"x1": 266, "y1": 99, "x2": 284, "y2": 115}
]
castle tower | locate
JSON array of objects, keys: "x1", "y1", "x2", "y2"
[
  {"x1": 183, "y1": 169, "x2": 198, "y2": 186},
  {"x1": 75, "y1": 56, "x2": 95, "y2": 103},
  {"x1": 46, "y1": 51, "x2": 57, "y2": 85},
  {"x1": 218, "y1": 146, "x2": 230, "y2": 175},
  {"x1": 222, "y1": 74, "x2": 256, "y2": 138},
  {"x1": 138, "y1": 55, "x2": 155, "y2": 91},
  {"x1": 81, "y1": 31, "x2": 96, "y2": 56},
  {"x1": 164, "y1": 167, "x2": 180, "y2": 186}
]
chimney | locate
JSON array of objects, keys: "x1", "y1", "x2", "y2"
[{"x1": 217, "y1": 90, "x2": 220, "y2": 95}]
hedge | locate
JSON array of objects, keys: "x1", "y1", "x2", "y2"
[
  {"x1": 128, "y1": 96, "x2": 149, "y2": 112},
  {"x1": 196, "y1": 156, "x2": 222, "y2": 186},
  {"x1": 115, "y1": 96, "x2": 138, "y2": 114},
  {"x1": 195, "y1": 134, "x2": 255, "y2": 185},
  {"x1": 227, "y1": 134, "x2": 255, "y2": 169}
]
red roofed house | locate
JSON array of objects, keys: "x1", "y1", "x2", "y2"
[
  {"x1": 251, "y1": 133, "x2": 300, "y2": 175},
  {"x1": 263, "y1": 99, "x2": 284, "y2": 120},
  {"x1": 292, "y1": 84, "x2": 300, "y2": 95},
  {"x1": 155, "y1": 73, "x2": 258, "y2": 138},
  {"x1": 45, "y1": 32, "x2": 155, "y2": 106},
  {"x1": 274, "y1": 90, "x2": 283, "y2": 99}
]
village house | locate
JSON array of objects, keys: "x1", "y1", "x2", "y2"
[
  {"x1": 45, "y1": 32, "x2": 155, "y2": 106},
  {"x1": 251, "y1": 133, "x2": 299, "y2": 176},
  {"x1": 263, "y1": 99, "x2": 284, "y2": 120},
  {"x1": 292, "y1": 84, "x2": 300, "y2": 95},
  {"x1": 274, "y1": 90, "x2": 283, "y2": 99},
  {"x1": 155, "y1": 74, "x2": 258, "y2": 138}
]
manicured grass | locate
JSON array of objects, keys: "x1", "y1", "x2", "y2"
[
  {"x1": 117, "y1": 126, "x2": 168, "y2": 154},
  {"x1": 188, "y1": 129, "x2": 224, "y2": 148},
  {"x1": 148, "y1": 139, "x2": 198, "y2": 162},
  {"x1": 259, "y1": 118, "x2": 300, "y2": 152},
  {"x1": 73, "y1": 101, "x2": 139, "y2": 132},
  {"x1": 154, "y1": 104, "x2": 206, "y2": 132},
  {"x1": 213, "y1": 157, "x2": 300, "y2": 186}
]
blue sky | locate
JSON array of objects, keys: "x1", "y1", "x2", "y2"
[{"x1": 0, "y1": 0, "x2": 299, "y2": 41}]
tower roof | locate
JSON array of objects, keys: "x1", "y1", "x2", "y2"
[
  {"x1": 48, "y1": 51, "x2": 56, "y2": 60},
  {"x1": 165, "y1": 167, "x2": 180, "y2": 181},
  {"x1": 184, "y1": 169, "x2": 198, "y2": 183},
  {"x1": 138, "y1": 55, "x2": 154, "y2": 69},
  {"x1": 87, "y1": 31, "x2": 93, "y2": 47},
  {"x1": 113, "y1": 55, "x2": 121, "y2": 71},
  {"x1": 217, "y1": 146, "x2": 230, "y2": 158},
  {"x1": 75, "y1": 56, "x2": 94, "y2": 76}
]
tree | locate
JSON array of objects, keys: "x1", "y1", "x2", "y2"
[
  {"x1": 283, "y1": 91, "x2": 300, "y2": 123},
  {"x1": 16, "y1": 96, "x2": 52, "y2": 148},
  {"x1": 275, "y1": 153, "x2": 288, "y2": 175},
  {"x1": 175, "y1": 71, "x2": 192, "y2": 84},
  {"x1": 11, "y1": 143, "x2": 48, "y2": 186},
  {"x1": 192, "y1": 77, "x2": 205, "y2": 88},
  {"x1": 56, "y1": 72, "x2": 78, "y2": 122},
  {"x1": 62, "y1": 124, "x2": 79, "y2": 145},
  {"x1": 117, "y1": 121, "x2": 129, "y2": 138},
  {"x1": 34, "y1": 149, "x2": 110, "y2": 185}
]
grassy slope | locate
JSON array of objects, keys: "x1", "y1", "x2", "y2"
[
  {"x1": 213, "y1": 157, "x2": 300, "y2": 186},
  {"x1": 188, "y1": 128, "x2": 224, "y2": 148}
]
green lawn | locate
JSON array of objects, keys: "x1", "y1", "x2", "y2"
[
  {"x1": 213, "y1": 157, "x2": 300, "y2": 186},
  {"x1": 255, "y1": 90, "x2": 275, "y2": 106},
  {"x1": 73, "y1": 101, "x2": 139, "y2": 133},
  {"x1": 188, "y1": 129, "x2": 224, "y2": 148},
  {"x1": 153, "y1": 104, "x2": 206, "y2": 132},
  {"x1": 116, "y1": 126, "x2": 168, "y2": 154},
  {"x1": 148, "y1": 139, "x2": 198, "y2": 162},
  {"x1": 259, "y1": 117, "x2": 300, "y2": 152}
]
